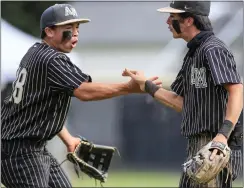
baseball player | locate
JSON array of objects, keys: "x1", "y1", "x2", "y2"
[
  {"x1": 123, "y1": 1, "x2": 243, "y2": 187},
  {"x1": 1, "y1": 3, "x2": 162, "y2": 188}
]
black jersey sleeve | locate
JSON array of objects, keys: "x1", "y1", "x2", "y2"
[
  {"x1": 47, "y1": 54, "x2": 92, "y2": 95},
  {"x1": 205, "y1": 46, "x2": 242, "y2": 85},
  {"x1": 171, "y1": 70, "x2": 184, "y2": 97}
]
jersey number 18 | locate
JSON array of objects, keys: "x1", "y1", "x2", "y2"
[{"x1": 9, "y1": 68, "x2": 28, "y2": 104}]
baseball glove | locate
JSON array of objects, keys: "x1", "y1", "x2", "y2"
[
  {"x1": 183, "y1": 141, "x2": 231, "y2": 184},
  {"x1": 66, "y1": 137, "x2": 118, "y2": 183}
]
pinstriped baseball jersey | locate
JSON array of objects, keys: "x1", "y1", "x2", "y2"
[
  {"x1": 1, "y1": 42, "x2": 91, "y2": 141},
  {"x1": 171, "y1": 32, "x2": 242, "y2": 137}
]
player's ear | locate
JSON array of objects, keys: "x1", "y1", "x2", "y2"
[
  {"x1": 186, "y1": 17, "x2": 194, "y2": 27},
  {"x1": 44, "y1": 27, "x2": 55, "y2": 38}
]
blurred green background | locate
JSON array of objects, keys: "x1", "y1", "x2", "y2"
[
  {"x1": 71, "y1": 171, "x2": 242, "y2": 187},
  {"x1": 1, "y1": 171, "x2": 243, "y2": 187}
]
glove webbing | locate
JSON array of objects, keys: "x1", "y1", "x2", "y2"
[{"x1": 60, "y1": 153, "x2": 106, "y2": 187}]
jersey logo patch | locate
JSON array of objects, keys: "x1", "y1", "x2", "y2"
[{"x1": 191, "y1": 66, "x2": 207, "y2": 88}]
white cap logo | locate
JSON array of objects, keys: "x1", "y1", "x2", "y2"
[{"x1": 65, "y1": 6, "x2": 78, "y2": 17}]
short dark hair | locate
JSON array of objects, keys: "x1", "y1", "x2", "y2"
[
  {"x1": 41, "y1": 30, "x2": 46, "y2": 39},
  {"x1": 40, "y1": 26, "x2": 56, "y2": 39},
  {"x1": 179, "y1": 12, "x2": 213, "y2": 31}
]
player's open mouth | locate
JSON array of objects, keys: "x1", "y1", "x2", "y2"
[{"x1": 71, "y1": 41, "x2": 78, "y2": 48}]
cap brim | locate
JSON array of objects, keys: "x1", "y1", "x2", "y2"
[
  {"x1": 157, "y1": 7, "x2": 185, "y2": 13},
  {"x1": 55, "y1": 18, "x2": 91, "y2": 26}
]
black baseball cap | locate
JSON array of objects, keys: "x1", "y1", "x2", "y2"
[
  {"x1": 40, "y1": 4, "x2": 90, "y2": 31},
  {"x1": 157, "y1": 1, "x2": 211, "y2": 16}
]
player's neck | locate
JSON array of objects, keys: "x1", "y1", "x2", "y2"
[
  {"x1": 42, "y1": 39, "x2": 58, "y2": 50},
  {"x1": 42, "y1": 39, "x2": 52, "y2": 47},
  {"x1": 183, "y1": 29, "x2": 201, "y2": 42}
]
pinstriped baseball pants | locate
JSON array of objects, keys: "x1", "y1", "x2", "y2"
[
  {"x1": 1, "y1": 139, "x2": 72, "y2": 188},
  {"x1": 179, "y1": 133, "x2": 243, "y2": 188}
]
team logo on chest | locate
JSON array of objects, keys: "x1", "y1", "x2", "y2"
[{"x1": 191, "y1": 66, "x2": 207, "y2": 88}]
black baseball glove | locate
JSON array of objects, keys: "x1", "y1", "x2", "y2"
[{"x1": 67, "y1": 137, "x2": 118, "y2": 183}]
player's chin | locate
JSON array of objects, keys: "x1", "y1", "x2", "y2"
[
  {"x1": 169, "y1": 30, "x2": 177, "y2": 38},
  {"x1": 61, "y1": 48, "x2": 72, "y2": 53},
  {"x1": 62, "y1": 45, "x2": 75, "y2": 53},
  {"x1": 172, "y1": 33, "x2": 180, "y2": 39}
]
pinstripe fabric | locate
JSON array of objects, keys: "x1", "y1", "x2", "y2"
[
  {"x1": 170, "y1": 31, "x2": 242, "y2": 188},
  {"x1": 230, "y1": 149, "x2": 243, "y2": 181},
  {"x1": 1, "y1": 42, "x2": 91, "y2": 141},
  {"x1": 171, "y1": 33, "x2": 242, "y2": 137},
  {"x1": 179, "y1": 132, "x2": 242, "y2": 188},
  {"x1": 1, "y1": 42, "x2": 91, "y2": 187},
  {"x1": 1, "y1": 140, "x2": 72, "y2": 188}
]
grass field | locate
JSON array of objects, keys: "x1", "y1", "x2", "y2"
[
  {"x1": 1, "y1": 170, "x2": 242, "y2": 187},
  {"x1": 71, "y1": 170, "x2": 243, "y2": 187}
]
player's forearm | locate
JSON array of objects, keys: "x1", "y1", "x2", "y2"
[
  {"x1": 153, "y1": 88, "x2": 183, "y2": 112},
  {"x1": 224, "y1": 84, "x2": 243, "y2": 125},
  {"x1": 58, "y1": 126, "x2": 73, "y2": 146},
  {"x1": 74, "y1": 82, "x2": 130, "y2": 101}
]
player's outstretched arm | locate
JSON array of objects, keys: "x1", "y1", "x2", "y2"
[
  {"x1": 48, "y1": 56, "x2": 161, "y2": 101},
  {"x1": 73, "y1": 76, "x2": 162, "y2": 101},
  {"x1": 153, "y1": 88, "x2": 183, "y2": 112},
  {"x1": 73, "y1": 82, "x2": 131, "y2": 101},
  {"x1": 122, "y1": 68, "x2": 183, "y2": 112}
]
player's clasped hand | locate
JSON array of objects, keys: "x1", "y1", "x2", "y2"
[
  {"x1": 209, "y1": 133, "x2": 228, "y2": 161},
  {"x1": 123, "y1": 68, "x2": 162, "y2": 92}
]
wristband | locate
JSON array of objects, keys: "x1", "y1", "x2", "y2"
[
  {"x1": 218, "y1": 120, "x2": 234, "y2": 139},
  {"x1": 145, "y1": 80, "x2": 160, "y2": 97}
]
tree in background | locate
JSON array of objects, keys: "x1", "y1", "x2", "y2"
[{"x1": 1, "y1": 1, "x2": 65, "y2": 37}]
